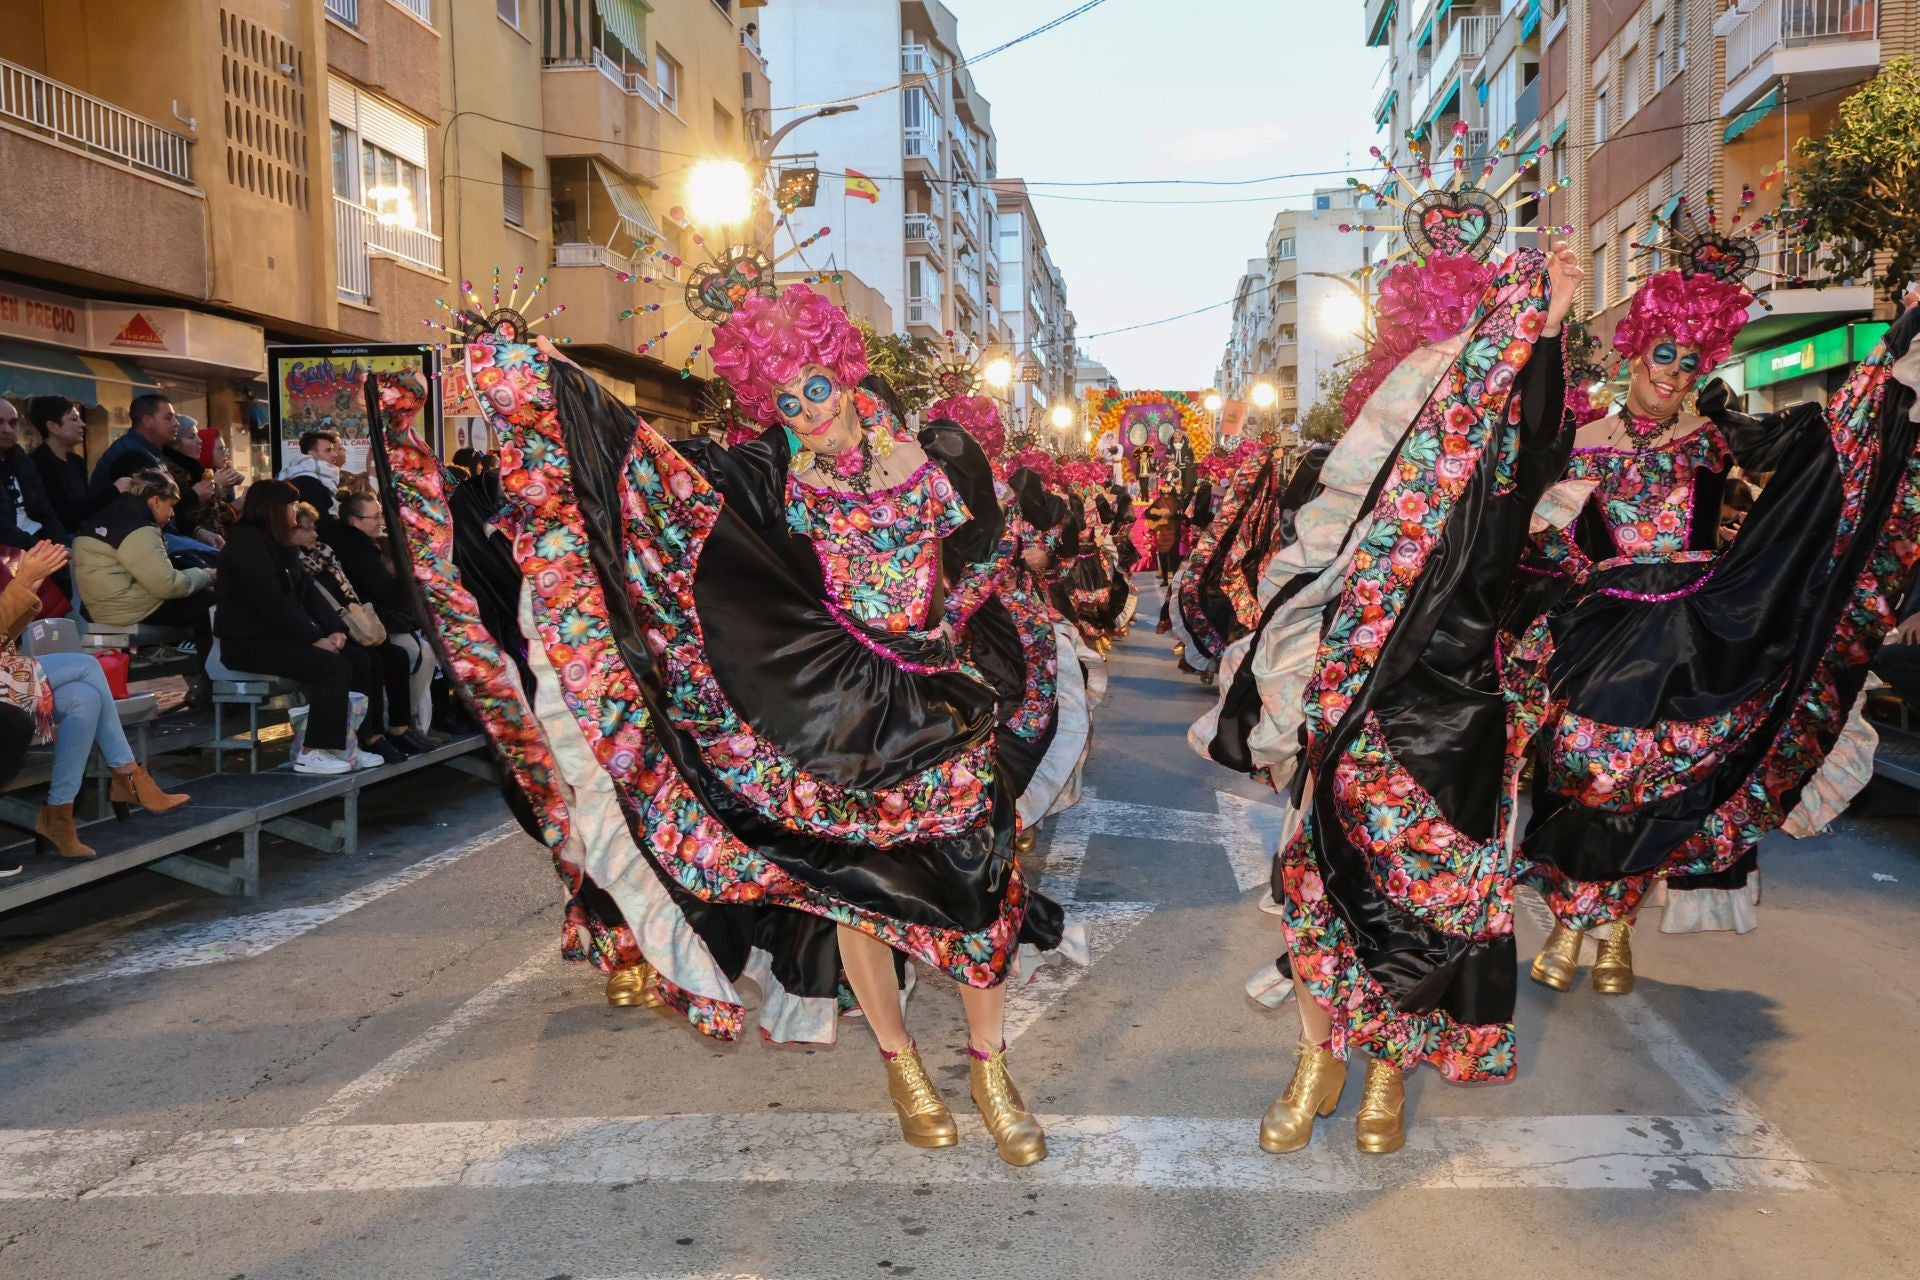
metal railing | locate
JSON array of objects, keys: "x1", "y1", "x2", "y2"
[
  {"x1": 906, "y1": 298, "x2": 938, "y2": 327},
  {"x1": 0, "y1": 56, "x2": 194, "y2": 184},
  {"x1": 1725, "y1": 0, "x2": 1878, "y2": 83},
  {"x1": 334, "y1": 194, "x2": 444, "y2": 302},
  {"x1": 325, "y1": 0, "x2": 359, "y2": 24},
  {"x1": 904, "y1": 213, "x2": 943, "y2": 253},
  {"x1": 390, "y1": 0, "x2": 432, "y2": 21},
  {"x1": 553, "y1": 242, "x2": 629, "y2": 270},
  {"x1": 901, "y1": 44, "x2": 936, "y2": 77},
  {"x1": 903, "y1": 127, "x2": 941, "y2": 171},
  {"x1": 1415, "y1": 14, "x2": 1496, "y2": 124},
  {"x1": 1767, "y1": 239, "x2": 1868, "y2": 290}
]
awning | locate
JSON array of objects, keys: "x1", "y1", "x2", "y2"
[
  {"x1": 1423, "y1": 80, "x2": 1460, "y2": 131},
  {"x1": 1373, "y1": 89, "x2": 1398, "y2": 127},
  {"x1": 1367, "y1": 0, "x2": 1397, "y2": 47},
  {"x1": 1417, "y1": 0, "x2": 1452, "y2": 50},
  {"x1": 1520, "y1": 0, "x2": 1541, "y2": 39},
  {"x1": 1547, "y1": 117, "x2": 1568, "y2": 146},
  {"x1": 78, "y1": 356, "x2": 162, "y2": 395},
  {"x1": 1658, "y1": 191, "x2": 1682, "y2": 221},
  {"x1": 596, "y1": 0, "x2": 648, "y2": 58},
  {"x1": 0, "y1": 340, "x2": 98, "y2": 403},
  {"x1": 593, "y1": 160, "x2": 665, "y2": 245},
  {"x1": 1724, "y1": 85, "x2": 1781, "y2": 144}
]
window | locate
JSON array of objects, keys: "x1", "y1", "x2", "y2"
[
  {"x1": 1622, "y1": 51, "x2": 1640, "y2": 118},
  {"x1": 1592, "y1": 243, "x2": 1608, "y2": 308},
  {"x1": 1273, "y1": 236, "x2": 1297, "y2": 260},
  {"x1": 330, "y1": 77, "x2": 430, "y2": 227},
  {"x1": 1314, "y1": 194, "x2": 1331, "y2": 210},
  {"x1": 1652, "y1": 19, "x2": 1669, "y2": 91},
  {"x1": 1274, "y1": 279, "x2": 1297, "y2": 302},
  {"x1": 1593, "y1": 87, "x2": 1609, "y2": 143},
  {"x1": 502, "y1": 156, "x2": 529, "y2": 228},
  {"x1": 330, "y1": 121, "x2": 355, "y2": 198},
  {"x1": 1675, "y1": 3, "x2": 1688, "y2": 71},
  {"x1": 361, "y1": 143, "x2": 428, "y2": 227},
  {"x1": 712, "y1": 102, "x2": 733, "y2": 146},
  {"x1": 654, "y1": 48, "x2": 681, "y2": 113},
  {"x1": 496, "y1": 0, "x2": 518, "y2": 27}
]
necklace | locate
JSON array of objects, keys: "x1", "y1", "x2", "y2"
[
  {"x1": 1620, "y1": 409, "x2": 1678, "y2": 450},
  {"x1": 827, "y1": 432, "x2": 879, "y2": 491}
]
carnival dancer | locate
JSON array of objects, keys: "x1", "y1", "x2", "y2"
[
  {"x1": 1513, "y1": 255, "x2": 1920, "y2": 995},
  {"x1": 1249, "y1": 241, "x2": 1585, "y2": 1155},
  {"x1": 369, "y1": 282, "x2": 1070, "y2": 1167}
]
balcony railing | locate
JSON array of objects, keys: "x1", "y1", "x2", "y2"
[
  {"x1": 0, "y1": 56, "x2": 194, "y2": 184},
  {"x1": 906, "y1": 297, "x2": 939, "y2": 327},
  {"x1": 1514, "y1": 77, "x2": 1541, "y2": 135},
  {"x1": 553, "y1": 242, "x2": 629, "y2": 271},
  {"x1": 1724, "y1": 0, "x2": 1878, "y2": 84},
  {"x1": 904, "y1": 213, "x2": 943, "y2": 253},
  {"x1": 334, "y1": 194, "x2": 444, "y2": 302},
  {"x1": 1765, "y1": 239, "x2": 1869, "y2": 291},
  {"x1": 391, "y1": 0, "x2": 432, "y2": 21},
  {"x1": 325, "y1": 0, "x2": 359, "y2": 24},
  {"x1": 1414, "y1": 14, "x2": 1496, "y2": 125},
  {"x1": 901, "y1": 44, "x2": 936, "y2": 77},
  {"x1": 903, "y1": 127, "x2": 941, "y2": 172}
]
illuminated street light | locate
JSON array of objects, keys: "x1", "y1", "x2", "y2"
[
  {"x1": 1249, "y1": 381, "x2": 1278, "y2": 410},
  {"x1": 1321, "y1": 291, "x2": 1367, "y2": 338},
  {"x1": 688, "y1": 159, "x2": 756, "y2": 227},
  {"x1": 983, "y1": 356, "x2": 1014, "y2": 391},
  {"x1": 1202, "y1": 392, "x2": 1223, "y2": 414},
  {"x1": 1049, "y1": 403, "x2": 1075, "y2": 432}
]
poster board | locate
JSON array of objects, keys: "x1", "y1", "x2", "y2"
[{"x1": 265, "y1": 342, "x2": 438, "y2": 479}]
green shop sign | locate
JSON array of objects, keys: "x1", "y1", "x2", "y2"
[{"x1": 1743, "y1": 322, "x2": 1891, "y2": 389}]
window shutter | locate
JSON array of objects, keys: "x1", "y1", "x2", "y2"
[
  {"x1": 358, "y1": 96, "x2": 429, "y2": 167},
  {"x1": 503, "y1": 159, "x2": 525, "y2": 226}
]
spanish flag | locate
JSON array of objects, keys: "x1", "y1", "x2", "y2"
[{"x1": 845, "y1": 169, "x2": 880, "y2": 203}]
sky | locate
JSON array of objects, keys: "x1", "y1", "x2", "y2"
[{"x1": 944, "y1": 0, "x2": 1386, "y2": 389}]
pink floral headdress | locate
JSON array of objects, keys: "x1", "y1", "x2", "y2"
[{"x1": 709, "y1": 283, "x2": 869, "y2": 429}]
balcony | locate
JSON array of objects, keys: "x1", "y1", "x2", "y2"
[
  {"x1": 0, "y1": 56, "x2": 193, "y2": 184},
  {"x1": 901, "y1": 44, "x2": 937, "y2": 78},
  {"x1": 1413, "y1": 15, "x2": 1496, "y2": 128},
  {"x1": 1514, "y1": 77, "x2": 1541, "y2": 138},
  {"x1": 553, "y1": 242, "x2": 631, "y2": 271},
  {"x1": 1720, "y1": 0, "x2": 1879, "y2": 116},
  {"x1": 325, "y1": 0, "x2": 359, "y2": 23},
  {"x1": 904, "y1": 213, "x2": 943, "y2": 254},
  {"x1": 334, "y1": 194, "x2": 443, "y2": 304},
  {"x1": 903, "y1": 127, "x2": 941, "y2": 175},
  {"x1": 906, "y1": 296, "x2": 941, "y2": 328},
  {"x1": 1753, "y1": 238, "x2": 1874, "y2": 317}
]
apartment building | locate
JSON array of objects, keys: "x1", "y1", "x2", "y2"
[
  {"x1": 761, "y1": 0, "x2": 1006, "y2": 350},
  {"x1": 992, "y1": 179, "x2": 1075, "y2": 432},
  {"x1": 1370, "y1": 0, "x2": 1511, "y2": 176},
  {"x1": 0, "y1": 0, "x2": 765, "y2": 465},
  {"x1": 1535, "y1": 0, "x2": 1911, "y2": 410},
  {"x1": 1217, "y1": 187, "x2": 1369, "y2": 429},
  {"x1": 1073, "y1": 350, "x2": 1117, "y2": 401}
]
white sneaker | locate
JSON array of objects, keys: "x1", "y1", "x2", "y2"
[
  {"x1": 351, "y1": 749, "x2": 384, "y2": 771},
  {"x1": 292, "y1": 749, "x2": 352, "y2": 776}
]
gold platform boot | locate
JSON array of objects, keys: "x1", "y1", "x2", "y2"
[
  {"x1": 604, "y1": 961, "x2": 662, "y2": 1008},
  {"x1": 1591, "y1": 916, "x2": 1637, "y2": 995},
  {"x1": 1529, "y1": 920, "x2": 1585, "y2": 992},
  {"x1": 1353, "y1": 1058, "x2": 1407, "y2": 1154},
  {"x1": 884, "y1": 1043, "x2": 958, "y2": 1149},
  {"x1": 1258, "y1": 1038, "x2": 1346, "y2": 1154},
  {"x1": 969, "y1": 1044, "x2": 1047, "y2": 1167}
]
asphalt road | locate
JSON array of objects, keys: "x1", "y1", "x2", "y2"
[{"x1": 3, "y1": 578, "x2": 1918, "y2": 1279}]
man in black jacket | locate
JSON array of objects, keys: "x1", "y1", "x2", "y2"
[{"x1": 0, "y1": 398, "x2": 69, "y2": 548}]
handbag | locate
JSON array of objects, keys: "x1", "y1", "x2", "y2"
[
  {"x1": 0, "y1": 649, "x2": 55, "y2": 743},
  {"x1": 340, "y1": 599, "x2": 388, "y2": 647}
]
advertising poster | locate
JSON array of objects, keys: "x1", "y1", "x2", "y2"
[{"x1": 265, "y1": 343, "x2": 438, "y2": 478}]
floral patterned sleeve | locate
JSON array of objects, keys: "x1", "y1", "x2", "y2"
[{"x1": 927, "y1": 468, "x2": 972, "y2": 541}]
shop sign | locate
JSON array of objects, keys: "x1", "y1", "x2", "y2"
[
  {"x1": 0, "y1": 281, "x2": 86, "y2": 346},
  {"x1": 1743, "y1": 325, "x2": 1851, "y2": 389}
]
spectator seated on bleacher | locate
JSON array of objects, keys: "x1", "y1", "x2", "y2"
[
  {"x1": 292, "y1": 501, "x2": 430, "y2": 763},
  {"x1": 327, "y1": 491, "x2": 444, "y2": 740},
  {"x1": 1, "y1": 541, "x2": 188, "y2": 860},
  {"x1": 280, "y1": 429, "x2": 344, "y2": 518},
  {"x1": 0, "y1": 703, "x2": 33, "y2": 878},
  {"x1": 216, "y1": 481, "x2": 386, "y2": 777},
  {"x1": 27, "y1": 396, "x2": 121, "y2": 535},
  {"x1": 72, "y1": 469, "x2": 216, "y2": 697},
  {"x1": 0, "y1": 397, "x2": 69, "y2": 550}
]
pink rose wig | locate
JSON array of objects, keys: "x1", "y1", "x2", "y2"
[
  {"x1": 922, "y1": 393, "x2": 1006, "y2": 458},
  {"x1": 1341, "y1": 253, "x2": 1497, "y2": 428},
  {"x1": 1611, "y1": 270, "x2": 1751, "y2": 373},
  {"x1": 709, "y1": 283, "x2": 869, "y2": 427}
]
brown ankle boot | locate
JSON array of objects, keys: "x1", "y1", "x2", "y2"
[
  {"x1": 35, "y1": 804, "x2": 95, "y2": 859},
  {"x1": 110, "y1": 765, "x2": 189, "y2": 816}
]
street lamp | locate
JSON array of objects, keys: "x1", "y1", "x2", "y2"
[
  {"x1": 1049, "y1": 403, "x2": 1075, "y2": 432},
  {"x1": 1249, "y1": 381, "x2": 1278, "y2": 410},
  {"x1": 1301, "y1": 270, "x2": 1372, "y2": 344},
  {"x1": 687, "y1": 158, "x2": 756, "y2": 227},
  {"x1": 1202, "y1": 392, "x2": 1223, "y2": 414},
  {"x1": 759, "y1": 104, "x2": 859, "y2": 165},
  {"x1": 983, "y1": 356, "x2": 1014, "y2": 392}
]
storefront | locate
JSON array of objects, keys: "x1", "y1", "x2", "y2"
[
  {"x1": 1739, "y1": 321, "x2": 1889, "y2": 415},
  {"x1": 0, "y1": 279, "x2": 267, "y2": 477}
]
